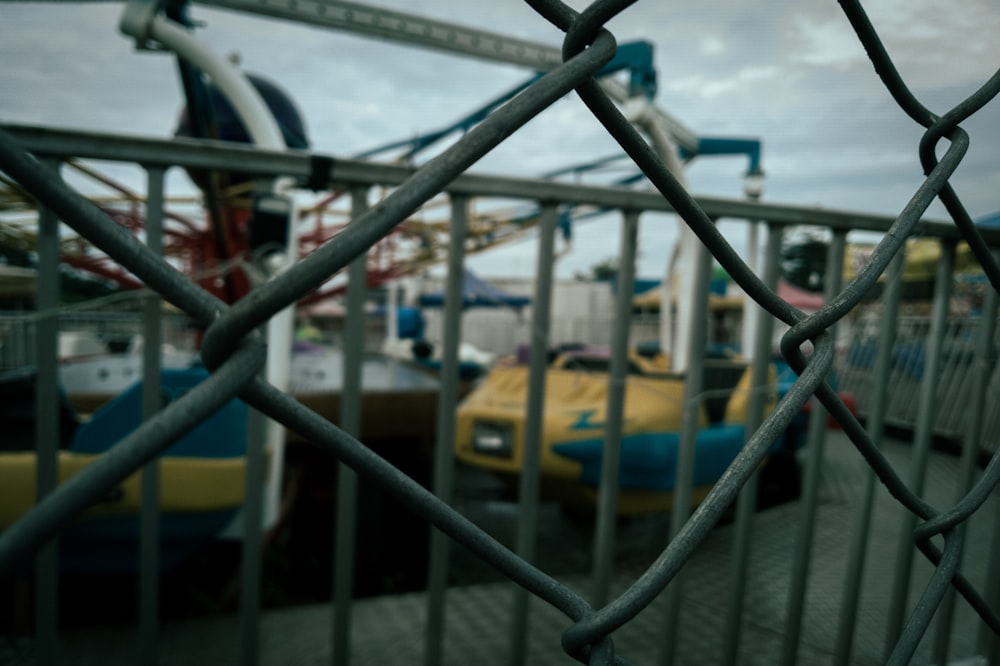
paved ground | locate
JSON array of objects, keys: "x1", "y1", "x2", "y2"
[{"x1": 2, "y1": 431, "x2": 998, "y2": 665}]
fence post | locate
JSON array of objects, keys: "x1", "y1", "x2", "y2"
[
  {"x1": 425, "y1": 193, "x2": 469, "y2": 666},
  {"x1": 977, "y1": 253, "x2": 1000, "y2": 664},
  {"x1": 591, "y1": 208, "x2": 640, "y2": 609},
  {"x1": 833, "y1": 248, "x2": 905, "y2": 666},
  {"x1": 508, "y1": 202, "x2": 558, "y2": 666},
  {"x1": 980, "y1": 482, "x2": 1000, "y2": 663},
  {"x1": 332, "y1": 186, "x2": 369, "y2": 665},
  {"x1": 659, "y1": 217, "x2": 714, "y2": 666},
  {"x1": 241, "y1": 401, "x2": 266, "y2": 665},
  {"x1": 779, "y1": 228, "x2": 847, "y2": 666},
  {"x1": 884, "y1": 239, "x2": 957, "y2": 657},
  {"x1": 33, "y1": 159, "x2": 62, "y2": 666},
  {"x1": 139, "y1": 165, "x2": 166, "y2": 665},
  {"x1": 721, "y1": 221, "x2": 783, "y2": 664},
  {"x1": 931, "y1": 249, "x2": 999, "y2": 663}
]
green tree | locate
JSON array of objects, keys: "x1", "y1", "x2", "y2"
[{"x1": 589, "y1": 257, "x2": 618, "y2": 282}]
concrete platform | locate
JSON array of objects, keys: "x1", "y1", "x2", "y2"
[{"x1": 2, "y1": 431, "x2": 997, "y2": 665}]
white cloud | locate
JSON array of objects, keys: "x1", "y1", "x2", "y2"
[
  {"x1": 665, "y1": 66, "x2": 780, "y2": 100},
  {"x1": 791, "y1": 1, "x2": 1000, "y2": 89},
  {"x1": 1, "y1": 0, "x2": 998, "y2": 282},
  {"x1": 793, "y1": 15, "x2": 864, "y2": 68},
  {"x1": 700, "y1": 36, "x2": 726, "y2": 56}
]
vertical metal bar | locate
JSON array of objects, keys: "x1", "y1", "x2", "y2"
[
  {"x1": 884, "y1": 239, "x2": 956, "y2": 657},
  {"x1": 721, "y1": 222, "x2": 783, "y2": 664},
  {"x1": 241, "y1": 405, "x2": 265, "y2": 666},
  {"x1": 979, "y1": 469, "x2": 1000, "y2": 663},
  {"x1": 332, "y1": 187, "x2": 368, "y2": 665},
  {"x1": 741, "y1": 220, "x2": 761, "y2": 357},
  {"x1": 508, "y1": 203, "x2": 558, "y2": 666},
  {"x1": 894, "y1": 316, "x2": 925, "y2": 425},
  {"x1": 424, "y1": 194, "x2": 468, "y2": 666},
  {"x1": 833, "y1": 249, "x2": 905, "y2": 666},
  {"x1": 978, "y1": 254, "x2": 1000, "y2": 664},
  {"x1": 779, "y1": 228, "x2": 847, "y2": 666},
  {"x1": 931, "y1": 252, "x2": 998, "y2": 663},
  {"x1": 138, "y1": 165, "x2": 165, "y2": 665},
  {"x1": 882, "y1": 316, "x2": 910, "y2": 423},
  {"x1": 658, "y1": 220, "x2": 713, "y2": 666},
  {"x1": 951, "y1": 319, "x2": 982, "y2": 435},
  {"x1": 933, "y1": 323, "x2": 962, "y2": 435},
  {"x1": 239, "y1": 182, "x2": 289, "y2": 666},
  {"x1": 241, "y1": 183, "x2": 296, "y2": 666},
  {"x1": 932, "y1": 319, "x2": 967, "y2": 436},
  {"x1": 590, "y1": 208, "x2": 640, "y2": 608},
  {"x1": 33, "y1": 159, "x2": 61, "y2": 666}
]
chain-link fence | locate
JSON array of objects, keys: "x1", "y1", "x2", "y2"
[{"x1": 1, "y1": 0, "x2": 999, "y2": 664}]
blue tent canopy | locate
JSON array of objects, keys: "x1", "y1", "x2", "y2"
[
  {"x1": 976, "y1": 211, "x2": 1000, "y2": 228},
  {"x1": 418, "y1": 269, "x2": 531, "y2": 309}
]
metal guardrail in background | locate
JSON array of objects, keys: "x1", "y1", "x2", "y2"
[
  {"x1": 838, "y1": 314, "x2": 1000, "y2": 454},
  {"x1": 0, "y1": 302, "x2": 198, "y2": 372},
  {"x1": 1, "y1": 1, "x2": 999, "y2": 665}
]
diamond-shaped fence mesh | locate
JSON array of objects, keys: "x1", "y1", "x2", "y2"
[{"x1": 1, "y1": 1, "x2": 999, "y2": 664}]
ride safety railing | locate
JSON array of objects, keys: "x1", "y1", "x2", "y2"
[
  {"x1": 838, "y1": 314, "x2": 1000, "y2": 457},
  {"x1": 1, "y1": 1, "x2": 999, "y2": 665}
]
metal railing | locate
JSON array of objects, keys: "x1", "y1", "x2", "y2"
[
  {"x1": 838, "y1": 314, "x2": 1000, "y2": 454},
  {"x1": 1, "y1": 1, "x2": 999, "y2": 664},
  {"x1": 0, "y1": 295, "x2": 198, "y2": 372},
  {"x1": 422, "y1": 309, "x2": 662, "y2": 357}
]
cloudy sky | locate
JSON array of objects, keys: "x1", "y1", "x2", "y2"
[{"x1": 1, "y1": 0, "x2": 998, "y2": 280}]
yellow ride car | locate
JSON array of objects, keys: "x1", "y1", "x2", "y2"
[
  {"x1": 455, "y1": 346, "x2": 786, "y2": 516},
  {"x1": 0, "y1": 366, "x2": 250, "y2": 573}
]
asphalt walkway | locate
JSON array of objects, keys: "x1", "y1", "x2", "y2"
[{"x1": 3, "y1": 432, "x2": 997, "y2": 665}]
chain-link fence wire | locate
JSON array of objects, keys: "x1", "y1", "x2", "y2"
[{"x1": 1, "y1": 0, "x2": 999, "y2": 663}]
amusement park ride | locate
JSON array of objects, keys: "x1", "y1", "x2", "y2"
[
  {"x1": 0, "y1": 0, "x2": 777, "y2": 545},
  {"x1": 0, "y1": 3, "x2": 814, "y2": 605},
  {"x1": 0, "y1": 0, "x2": 766, "y2": 349}
]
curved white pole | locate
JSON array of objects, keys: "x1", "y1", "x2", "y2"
[
  {"x1": 147, "y1": 17, "x2": 286, "y2": 150},
  {"x1": 623, "y1": 98, "x2": 693, "y2": 373},
  {"x1": 121, "y1": 8, "x2": 294, "y2": 531}
]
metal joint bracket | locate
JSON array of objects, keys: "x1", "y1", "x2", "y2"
[{"x1": 120, "y1": 0, "x2": 167, "y2": 51}]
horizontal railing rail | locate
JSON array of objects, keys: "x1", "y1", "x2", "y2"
[{"x1": 7, "y1": 123, "x2": 993, "y2": 242}]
